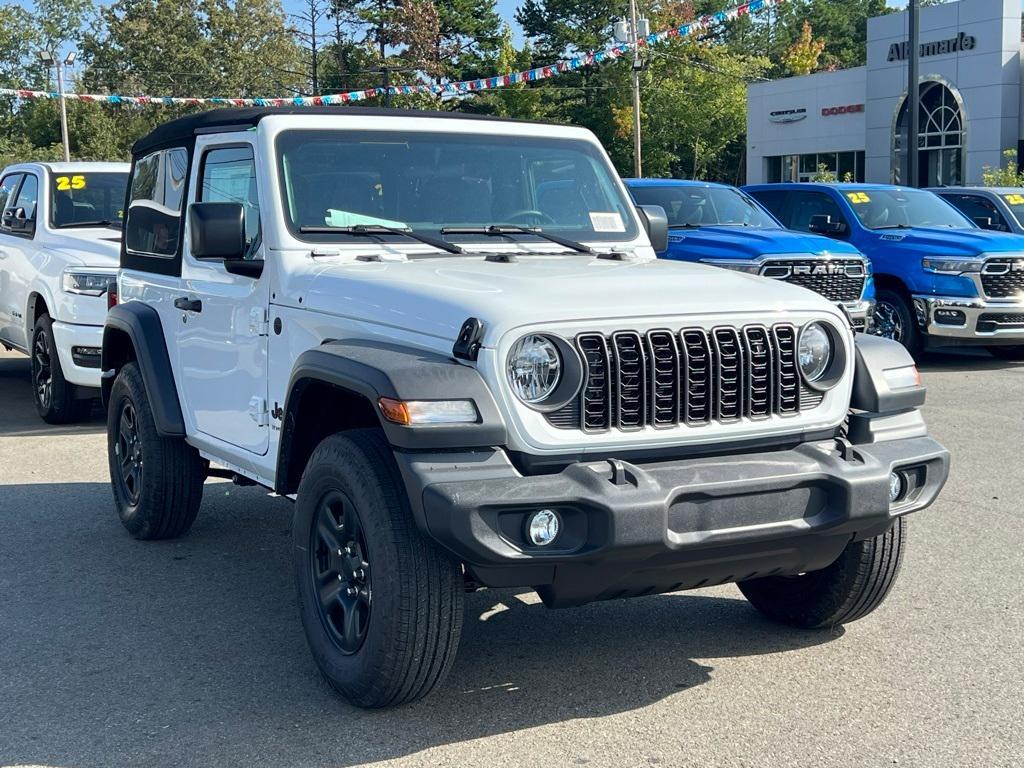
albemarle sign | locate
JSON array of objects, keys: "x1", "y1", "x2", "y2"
[{"x1": 887, "y1": 31, "x2": 976, "y2": 62}]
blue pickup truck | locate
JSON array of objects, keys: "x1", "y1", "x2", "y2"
[
  {"x1": 625, "y1": 179, "x2": 874, "y2": 330},
  {"x1": 745, "y1": 183, "x2": 1024, "y2": 359}
]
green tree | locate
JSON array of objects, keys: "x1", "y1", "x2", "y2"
[
  {"x1": 981, "y1": 150, "x2": 1024, "y2": 187},
  {"x1": 782, "y1": 21, "x2": 824, "y2": 75}
]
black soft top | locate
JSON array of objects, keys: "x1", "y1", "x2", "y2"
[{"x1": 131, "y1": 106, "x2": 527, "y2": 157}]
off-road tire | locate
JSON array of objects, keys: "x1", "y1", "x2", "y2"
[
  {"x1": 107, "y1": 362, "x2": 204, "y2": 539},
  {"x1": 873, "y1": 289, "x2": 921, "y2": 356},
  {"x1": 987, "y1": 345, "x2": 1024, "y2": 361},
  {"x1": 738, "y1": 517, "x2": 906, "y2": 629},
  {"x1": 31, "y1": 314, "x2": 92, "y2": 423},
  {"x1": 293, "y1": 428, "x2": 464, "y2": 708}
]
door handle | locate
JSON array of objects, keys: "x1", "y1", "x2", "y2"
[{"x1": 174, "y1": 297, "x2": 203, "y2": 312}]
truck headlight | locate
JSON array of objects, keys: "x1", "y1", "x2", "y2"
[
  {"x1": 508, "y1": 334, "x2": 562, "y2": 404},
  {"x1": 798, "y1": 322, "x2": 833, "y2": 382},
  {"x1": 921, "y1": 258, "x2": 983, "y2": 275},
  {"x1": 62, "y1": 270, "x2": 113, "y2": 296}
]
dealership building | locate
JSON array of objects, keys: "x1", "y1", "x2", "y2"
[{"x1": 746, "y1": 0, "x2": 1024, "y2": 186}]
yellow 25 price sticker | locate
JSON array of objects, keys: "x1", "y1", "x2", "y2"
[
  {"x1": 55, "y1": 175, "x2": 86, "y2": 191},
  {"x1": 846, "y1": 192, "x2": 871, "y2": 204},
  {"x1": 1004, "y1": 194, "x2": 1024, "y2": 206}
]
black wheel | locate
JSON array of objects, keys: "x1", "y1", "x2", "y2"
[
  {"x1": 987, "y1": 345, "x2": 1024, "y2": 361},
  {"x1": 107, "y1": 362, "x2": 205, "y2": 540},
  {"x1": 293, "y1": 428, "x2": 463, "y2": 708},
  {"x1": 31, "y1": 314, "x2": 91, "y2": 423},
  {"x1": 738, "y1": 517, "x2": 906, "y2": 629},
  {"x1": 872, "y1": 289, "x2": 921, "y2": 354}
]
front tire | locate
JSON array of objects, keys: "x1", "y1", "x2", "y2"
[
  {"x1": 872, "y1": 289, "x2": 921, "y2": 355},
  {"x1": 293, "y1": 429, "x2": 464, "y2": 708},
  {"x1": 107, "y1": 362, "x2": 205, "y2": 539},
  {"x1": 987, "y1": 345, "x2": 1024, "y2": 361},
  {"x1": 31, "y1": 314, "x2": 92, "y2": 423},
  {"x1": 738, "y1": 517, "x2": 906, "y2": 629}
]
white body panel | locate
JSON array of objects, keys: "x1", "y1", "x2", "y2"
[
  {"x1": 0, "y1": 162, "x2": 128, "y2": 388},
  {"x1": 118, "y1": 113, "x2": 853, "y2": 485}
]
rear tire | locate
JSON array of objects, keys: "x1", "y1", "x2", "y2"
[
  {"x1": 987, "y1": 345, "x2": 1024, "y2": 361},
  {"x1": 107, "y1": 362, "x2": 205, "y2": 539},
  {"x1": 293, "y1": 428, "x2": 464, "y2": 708},
  {"x1": 872, "y1": 289, "x2": 921, "y2": 355},
  {"x1": 31, "y1": 314, "x2": 92, "y2": 424},
  {"x1": 738, "y1": 517, "x2": 906, "y2": 629}
]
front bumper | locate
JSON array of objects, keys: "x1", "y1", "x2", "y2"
[
  {"x1": 51, "y1": 321, "x2": 103, "y2": 388},
  {"x1": 914, "y1": 295, "x2": 1024, "y2": 342},
  {"x1": 845, "y1": 299, "x2": 874, "y2": 332},
  {"x1": 397, "y1": 430, "x2": 949, "y2": 607}
]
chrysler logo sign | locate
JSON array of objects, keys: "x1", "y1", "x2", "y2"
[
  {"x1": 769, "y1": 108, "x2": 807, "y2": 124},
  {"x1": 887, "y1": 31, "x2": 976, "y2": 62}
]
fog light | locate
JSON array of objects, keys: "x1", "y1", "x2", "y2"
[
  {"x1": 527, "y1": 509, "x2": 560, "y2": 546},
  {"x1": 934, "y1": 308, "x2": 966, "y2": 326},
  {"x1": 889, "y1": 472, "x2": 905, "y2": 503}
]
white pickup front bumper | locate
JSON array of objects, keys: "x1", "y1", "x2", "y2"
[{"x1": 51, "y1": 321, "x2": 103, "y2": 388}]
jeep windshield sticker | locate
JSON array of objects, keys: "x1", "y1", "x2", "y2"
[
  {"x1": 1004, "y1": 194, "x2": 1024, "y2": 206},
  {"x1": 846, "y1": 192, "x2": 871, "y2": 204},
  {"x1": 325, "y1": 209, "x2": 407, "y2": 229},
  {"x1": 589, "y1": 212, "x2": 625, "y2": 232},
  {"x1": 55, "y1": 175, "x2": 86, "y2": 191}
]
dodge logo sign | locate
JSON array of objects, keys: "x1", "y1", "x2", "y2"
[{"x1": 822, "y1": 104, "x2": 864, "y2": 117}]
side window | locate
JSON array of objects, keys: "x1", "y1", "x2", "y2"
[
  {"x1": 13, "y1": 174, "x2": 39, "y2": 220},
  {"x1": 944, "y1": 194, "x2": 1006, "y2": 230},
  {"x1": 0, "y1": 174, "x2": 23, "y2": 230},
  {"x1": 199, "y1": 146, "x2": 261, "y2": 259},
  {"x1": 749, "y1": 190, "x2": 786, "y2": 224},
  {"x1": 126, "y1": 147, "x2": 189, "y2": 258},
  {"x1": 788, "y1": 192, "x2": 847, "y2": 233}
]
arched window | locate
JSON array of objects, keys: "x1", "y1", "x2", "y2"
[{"x1": 892, "y1": 80, "x2": 965, "y2": 186}]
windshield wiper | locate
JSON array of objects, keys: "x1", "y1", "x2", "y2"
[
  {"x1": 299, "y1": 224, "x2": 465, "y2": 255},
  {"x1": 440, "y1": 225, "x2": 595, "y2": 254},
  {"x1": 57, "y1": 220, "x2": 117, "y2": 229}
]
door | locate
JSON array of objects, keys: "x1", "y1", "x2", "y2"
[
  {"x1": 0, "y1": 172, "x2": 37, "y2": 350},
  {"x1": 175, "y1": 142, "x2": 270, "y2": 455}
]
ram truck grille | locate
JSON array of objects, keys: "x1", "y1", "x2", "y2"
[
  {"x1": 980, "y1": 259, "x2": 1024, "y2": 298},
  {"x1": 554, "y1": 324, "x2": 813, "y2": 433},
  {"x1": 761, "y1": 259, "x2": 866, "y2": 303}
]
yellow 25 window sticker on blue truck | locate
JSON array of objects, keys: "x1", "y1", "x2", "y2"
[
  {"x1": 55, "y1": 175, "x2": 86, "y2": 191},
  {"x1": 846, "y1": 192, "x2": 871, "y2": 204},
  {"x1": 1003, "y1": 193, "x2": 1024, "y2": 206}
]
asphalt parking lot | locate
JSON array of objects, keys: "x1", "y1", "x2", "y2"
[{"x1": 1, "y1": 347, "x2": 1022, "y2": 768}]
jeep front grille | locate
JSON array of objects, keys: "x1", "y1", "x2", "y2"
[
  {"x1": 980, "y1": 259, "x2": 1024, "y2": 298},
  {"x1": 560, "y1": 324, "x2": 810, "y2": 433},
  {"x1": 762, "y1": 259, "x2": 865, "y2": 303}
]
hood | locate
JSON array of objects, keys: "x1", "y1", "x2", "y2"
[
  {"x1": 287, "y1": 251, "x2": 844, "y2": 346},
  {"x1": 866, "y1": 226, "x2": 1024, "y2": 257},
  {"x1": 42, "y1": 228, "x2": 122, "y2": 267},
  {"x1": 665, "y1": 226, "x2": 862, "y2": 261}
]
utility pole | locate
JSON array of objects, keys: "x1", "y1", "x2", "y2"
[
  {"x1": 614, "y1": 5, "x2": 649, "y2": 177},
  {"x1": 907, "y1": 0, "x2": 920, "y2": 186},
  {"x1": 39, "y1": 50, "x2": 75, "y2": 162}
]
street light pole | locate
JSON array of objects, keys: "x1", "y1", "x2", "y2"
[
  {"x1": 629, "y1": 0, "x2": 642, "y2": 178},
  {"x1": 907, "y1": 0, "x2": 920, "y2": 187},
  {"x1": 39, "y1": 50, "x2": 75, "y2": 162}
]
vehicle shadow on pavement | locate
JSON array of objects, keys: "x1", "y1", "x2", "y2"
[
  {"x1": 917, "y1": 348, "x2": 1024, "y2": 373},
  {"x1": 0, "y1": 355, "x2": 105, "y2": 437},
  {"x1": 0, "y1": 479, "x2": 843, "y2": 768}
]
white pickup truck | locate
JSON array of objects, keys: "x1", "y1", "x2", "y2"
[{"x1": 0, "y1": 162, "x2": 129, "y2": 422}]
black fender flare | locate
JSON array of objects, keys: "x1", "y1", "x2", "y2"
[
  {"x1": 276, "y1": 340, "x2": 507, "y2": 487},
  {"x1": 101, "y1": 302, "x2": 186, "y2": 437},
  {"x1": 850, "y1": 333, "x2": 926, "y2": 413}
]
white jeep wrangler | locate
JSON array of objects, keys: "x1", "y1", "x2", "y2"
[
  {"x1": 102, "y1": 108, "x2": 949, "y2": 708},
  {"x1": 0, "y1": 162, "x2": 129, "y2": 421}
]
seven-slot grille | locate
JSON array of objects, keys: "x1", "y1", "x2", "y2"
[
  {"x1": 762, "y1": 259, "x2": 866, "y2": 303},
  {"x1": 570, "y1": 324, "x2": 806, "y2": 433},
  {"x1": 980, "y1": 259, "x2": 1024, "y2": 298}
]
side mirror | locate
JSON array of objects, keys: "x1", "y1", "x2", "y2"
[
  {"x1": 636, "y1": 204, "x2": 669, "y2": 253},
  {"x1": 809, "y1": 214, "x2": 847, "y2": 236},
  {"x1": 189, "y1": 202, "x2": 245, "y2": 260}
]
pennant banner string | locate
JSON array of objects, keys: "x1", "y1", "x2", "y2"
[{"x1": 0, "y1": 0, "x2": 780, "y2": 108}]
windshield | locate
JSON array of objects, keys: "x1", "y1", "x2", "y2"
[
  {"x1": 276, "y1": 130, "x2": 638, "y2": 246},
  {"x1": 49, "y1": 172, "x2": 128, "y2": 228},
  {"x1": 629, "y1": 184, "x2": 779, "y2": 229},
  {"x1": 844, "y1": 187, "x2": 973, "y2": 230}
]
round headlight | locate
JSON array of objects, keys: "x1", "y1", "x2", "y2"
[
  {"x1": 508, "y1": 335, "x2": 561, "y2": 404},
  {"x1": 798, "y1": 322, "x2": 832, "y2": 382}
]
